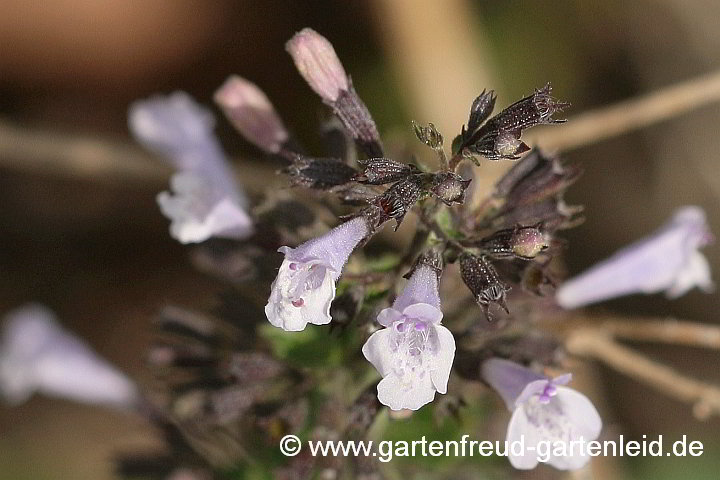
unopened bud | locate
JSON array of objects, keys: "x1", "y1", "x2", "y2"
[
  {"x1": 459, "y1": 253, "x2": 510, "y2": 320},
  {"x1": 214, "y1": 76, "x2": 289, "y2": 154},
  {"x1": 286, "y1": 28, "x2": 349, "y2": 102}
]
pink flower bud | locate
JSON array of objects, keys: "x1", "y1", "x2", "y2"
[
  {"x1": 286, "y1": 28, "x2": 349, "y2": 102},
  {"x1": 214, "y1": 76, "x2": 288, "y2": 154}
]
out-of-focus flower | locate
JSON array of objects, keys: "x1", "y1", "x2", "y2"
[
  {"x1": 556, "y1": 206, "x2": 714, "y2": 309},
  {"x1": 129, "y1": 92, "x2": 253, "y2": 244},
  {"x1": 0, "y1": 304, "x2": 139, "y2": 408},
  {"x1": 482, "y1": 358, "x2": 602, "y2": 470},
  {"x1": 265, "y1": 216, "x2": 370, "y2": 331},
  {"x1": 214, "y1": 75, "x2": 289, "y2": 154},
  {"x1": 362, "y1": 261, "x2": 455, "y2": 410},
  {"x1": 286, "y1": 28, "x2": 349, "y2": 103}
]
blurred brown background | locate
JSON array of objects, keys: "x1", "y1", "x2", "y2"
[{"x1": 0, "y1": 1, "x2": 719, "y2": 479}]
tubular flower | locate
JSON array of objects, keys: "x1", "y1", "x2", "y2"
[
  {"x1": 362, "y1": 263, "x2": 455, "y2": 410},
  {"x1": 482, "y1": 358, "x2": 602, "y2": 470},
  {"x1": 0, "y1": 304, "x2": 139, "y2": 409},
  {"x1": 265, "y1": 216, "x2": 370, "y2": 331},
  {"x1": 129, "y1": 91, "x2": 253, "y2": 244},
  {"x1": 556, "y1": 206, "x2": 713, "y2": 309}
]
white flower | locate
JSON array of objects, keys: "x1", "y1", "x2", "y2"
[
  {"x1": 265, "y1": 216, "x2": 369, "y2": 331},
  {"x1": 557, "y1": 206, "x2": 714, "y2": 309},
  {"x1": 0, "y1": 304, "x2": 139, "y2": 409},
  {"x1": 129, "y1": 91, "x2": 253, "y2": 244},
  {"x1": 362, "y1": 263, "x2": 455, "y2": 411},
  {"x1": 482, "y1": 358, "x2": 602, "y2": 470}
]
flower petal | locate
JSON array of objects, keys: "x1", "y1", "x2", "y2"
[
  {"x1": 430, "y1": 325, "x2": 455, "y2": 394},
  {"x1": 402, "y1": 303, "x2": 443, "y2": 325},
  {"x1": 361, "y1": 329, "x2": 394, "y2": 376},
  {"x1": 555, "y1": 386, "x2": 602, "y2": 442},
  {"x1": 264, "y1": 260, "x2": 335, "y2": 331},
  {"x1": 506, "y1": 408, "x2": 540, "y2": 470},
  {"x1": 376, "y1": 373, "x2": 436, "y2": 411},
  {"x1": 376, "y1": 307, "x2": 402, "y2": 328}
]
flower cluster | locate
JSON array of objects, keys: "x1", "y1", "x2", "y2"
[{"x1": 121, "y1": 26, "x2": 715, "y2": 477}]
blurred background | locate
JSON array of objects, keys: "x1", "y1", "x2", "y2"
[{"x1": 0, "y1": 0, "x2": 719, "y2": 479}]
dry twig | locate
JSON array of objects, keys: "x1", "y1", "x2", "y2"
[
  {"x1": 526, "y1": 69, "x2": 720, "y2": 152},
  {"x1": 566, "y1": 325, "x2": 720, "y2": 420}
]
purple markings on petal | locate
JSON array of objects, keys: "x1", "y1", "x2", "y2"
[{"x1": 556, "y1": 206, "x2": 714, "y2": 309}]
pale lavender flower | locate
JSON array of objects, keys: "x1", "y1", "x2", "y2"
[
  {"x1": 482, "y1": 358, "x2": 602, "y2": 470},
  {"x1": 265, "y1": 216, "x2": 369, "y2": 331},
  {"x1": 286, "y1": 28, "x2": 349, "y2": 103},
  {"x1": 214, "y1": 75, "x2": 289, "y2": 154},
  {"x1": 362, "y1": 264, "x2": 455, "y2": 411},
  {"x1": 0, "y1": 304, "x2": 139, "y2": 409},
  {"x1": 129, "y1": 91, "x2": 253, "y2": 244},
  {"x1": 556, "y1": 206, "x2": 714, "y2": 309}
]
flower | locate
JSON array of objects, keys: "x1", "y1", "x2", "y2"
[
  {"x1": 129, "y1": 91, "x2": 253, "y2": 244},
  {"x1": 362, "y1": 262, "x2": 455, "y2": 410},
  {"x1": 482, "y1": 358, "x2": 602, "y2": 470},
  {"x1": 556, "y1": 206, "x2": 714, "y2": 309},
  {"x1": 265, "y1": 216, "x2": 370, "y2": 331},
  {"x1": 0, "y1": 304, "x2": 139, "y2": 409},
  {"x1": 286, "y1": 28, "x2": 349, "y2": 103},
  {"x1": 214, "y1": 75, "x2": 289, "y2": 154}
]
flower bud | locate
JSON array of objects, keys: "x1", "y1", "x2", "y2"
[
  {"x1": 214, "y1": 75, "x2": 289, "y2": 154},
  {"x1": 286, "y1": 28, "x2": 349, "y2": 103}
]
